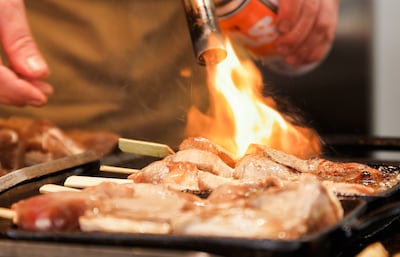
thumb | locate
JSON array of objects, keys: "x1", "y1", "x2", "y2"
[{"x1": 0, "y1": 0, "x2": 49, "y2": 79}]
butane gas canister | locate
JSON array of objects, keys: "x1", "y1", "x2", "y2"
[{"x1": 215, "y1": 0, "x2": 320, "y2": 75}]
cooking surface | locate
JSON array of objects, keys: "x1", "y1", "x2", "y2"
[{"x1": 0, "y1": 151, "x2": 400, "y2": 257}]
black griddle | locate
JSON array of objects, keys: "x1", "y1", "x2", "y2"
[{"x1": 0, "y1": 150, "x2": 400, "y2": 257}]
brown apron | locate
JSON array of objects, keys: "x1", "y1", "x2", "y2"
[{"x1": 0, "y1": 0, "x2": 208, "y2": 148}]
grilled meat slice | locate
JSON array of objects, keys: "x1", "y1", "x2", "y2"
[
  {"x1": 81, "y1": 183, "x2": 202, "y2": 234},
  {"x1": 129, "y1": 160, "x2": 239, "y2": 191},
  {"x1": 165, "y1": 148, "x2": 234, "y2": 178},
  {"x1": 246, "y1": 144, "x2": 389, "y2": 191},
  {"x1": 131, "y1": 140, "x2": 387, "y2": 196},
  {"x1": 11, "y1": 182, "x2": 203, "y2": 233},
  {"x1": 11, "y1": 178, "x2": 344, "y2": 239},
  {"x1": 179, "y1": 137, "x2": 236, "y2": 167},
  {"x1": 234, "y1": 152, "x2": 378, "y2": 195},
  {"x1": 129, "y1": 161, "x2": 200, "y2": 191},
  {"x1": 172, "y1": 175, "x2": 343, "y2": 239},
  {"x1": 234, "y1": 153, "x2": 298, "y2": 183}
]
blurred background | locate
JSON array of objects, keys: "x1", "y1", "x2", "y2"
[{"x1": 261, "y1": 0, "x2": 400, "y2": 159}]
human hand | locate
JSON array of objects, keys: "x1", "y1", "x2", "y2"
[
  {"x1": 0, "y1": 0, "x2": 53, "y2": 107},
  {"x1": 275, "y1": 0, "x2": 339, "y2": 67}
]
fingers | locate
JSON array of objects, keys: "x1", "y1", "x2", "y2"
[
  {"x1": 0, "y1": 0, "x2": 49, "y2": 79},
  {"x1": 30, "y1": 79, "x2": 54, "y2": 97},
  {"x1": 306, "y1": 0, "x2": 338, "y2": 62},
  {"x1": 275, "y1": 0, "x2": 339, "y2": 66},
  {"x1": 0, "y1": 0, "x2": 52, "y2": 107},
  {"x1": 0, "y1": 66, "x2": 50, "y2": 107},
  {"x1": 276, "y1": 0, "x2": 305, "y2": 34}
]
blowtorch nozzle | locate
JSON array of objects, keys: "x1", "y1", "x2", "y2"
[{"x1": 182, "y1": 0, "x2": 227, "y2": 65}]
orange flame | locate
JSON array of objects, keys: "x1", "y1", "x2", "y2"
[{"x1": 186, "y1": 41, "x2": 321, "y2": 159}]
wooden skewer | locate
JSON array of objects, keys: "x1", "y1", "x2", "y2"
[
  {"x1": 99, "y1": 165, "x2": 139, "y2": 175},
  {"x1": 0, "y1": 207, "x2": 15, "y2": 220},
  {"x1": 39, "y1": 184, "x2": 81, "y2": 194},
  {"x1": 118, "y1": 138, "x2": 174, "y2": 158},
  {"x1": 64, "y1": 175, "x2": 133, "y2": 188}
]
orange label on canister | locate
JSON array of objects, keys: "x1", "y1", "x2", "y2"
[{"x1": 218, "y1": 0, "x2": 279, "y2": 56}]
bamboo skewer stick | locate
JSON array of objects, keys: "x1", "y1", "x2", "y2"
[
  {"x1": 39, "y1": 184, "x2": 81, "y2": 194},
  {"x1": 64, "y1": 175, "x2": 132, "y2": 188},
  {"x1": 118, "y1": 138, "x2": 174, "y2": 158},
  {"x1": 99, "y1": 165, "x2": 139, "y2": 175},
  {"x1": 0, "y1": 207, "x2": 15, "y2": 220}
]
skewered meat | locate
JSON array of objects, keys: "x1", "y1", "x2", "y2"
[
  {"x1": 246, "y1": 144, "x2": 392, "y2": 192},
  {"x1": 12, "y1": 192, "x2": 87, "y2": 232},
  {"x1": 134, "y1": 137, "x2": 396, "y2": 195},
  {"x1": 165, "y1": 148, "x2": 234, "y2": 178},
  {"x1": 172, "y1": 175, "x2": 343, "y2": 239},
  {"x1": 128, "y1": 160, "x2": 242, "y2": 191},
  {"x1": 234, "y1": 152, "x2": 379, "y2": 195},
  {"x1": 129, "y1": 161, "x2": 200, "y2": 191},
  {"x1": 80, "y1": 183, "x2": 202, "y2": 234},
  {"x1": 179, "y1": 137, "x2": 236, "y2": 167},
  {"x1": 11, "y1": 177, "x2": 343, "y2": 239},
  {"x1": 234, "y1": 153, "x2": 297, "y2": 182},
  {"x1": 12, "y1": 182, "x2": 202, "y2": 233}
]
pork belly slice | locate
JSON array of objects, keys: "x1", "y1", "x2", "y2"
[
  {"x1": 172, "y1": 175, "x2": 343, "y2": 239},
  {"x1": 129, "y1": 160, "x2": 239, "y2": 191},
  {"x1": 234, "y1": 153, "x2": 377, "y2": 195},
  {"x1": 165, "y1": 148, "x2": 234, "y2": 178},
  {"x1": 12, "y1": 182, "x2": 202, "y2": 233},
  {"x1": 80, "y1": 183, "x2": 202, "y2": 234},
  {"x1": 234, "y1": 153, "x2": 299, "y2": 183},
  {"x1": 129, "y1": 161, "x2": 199, "y2": 191},
  {"x1": 247, "y1": 144, "x2": 388, "y2": 191},
  {"x1": 179, "y1": 137, "x2": 236, "y2": 167}
]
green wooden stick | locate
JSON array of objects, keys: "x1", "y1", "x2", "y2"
[{"x1": 118, "y1": 138, "x2": 174, "y2": 158}]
